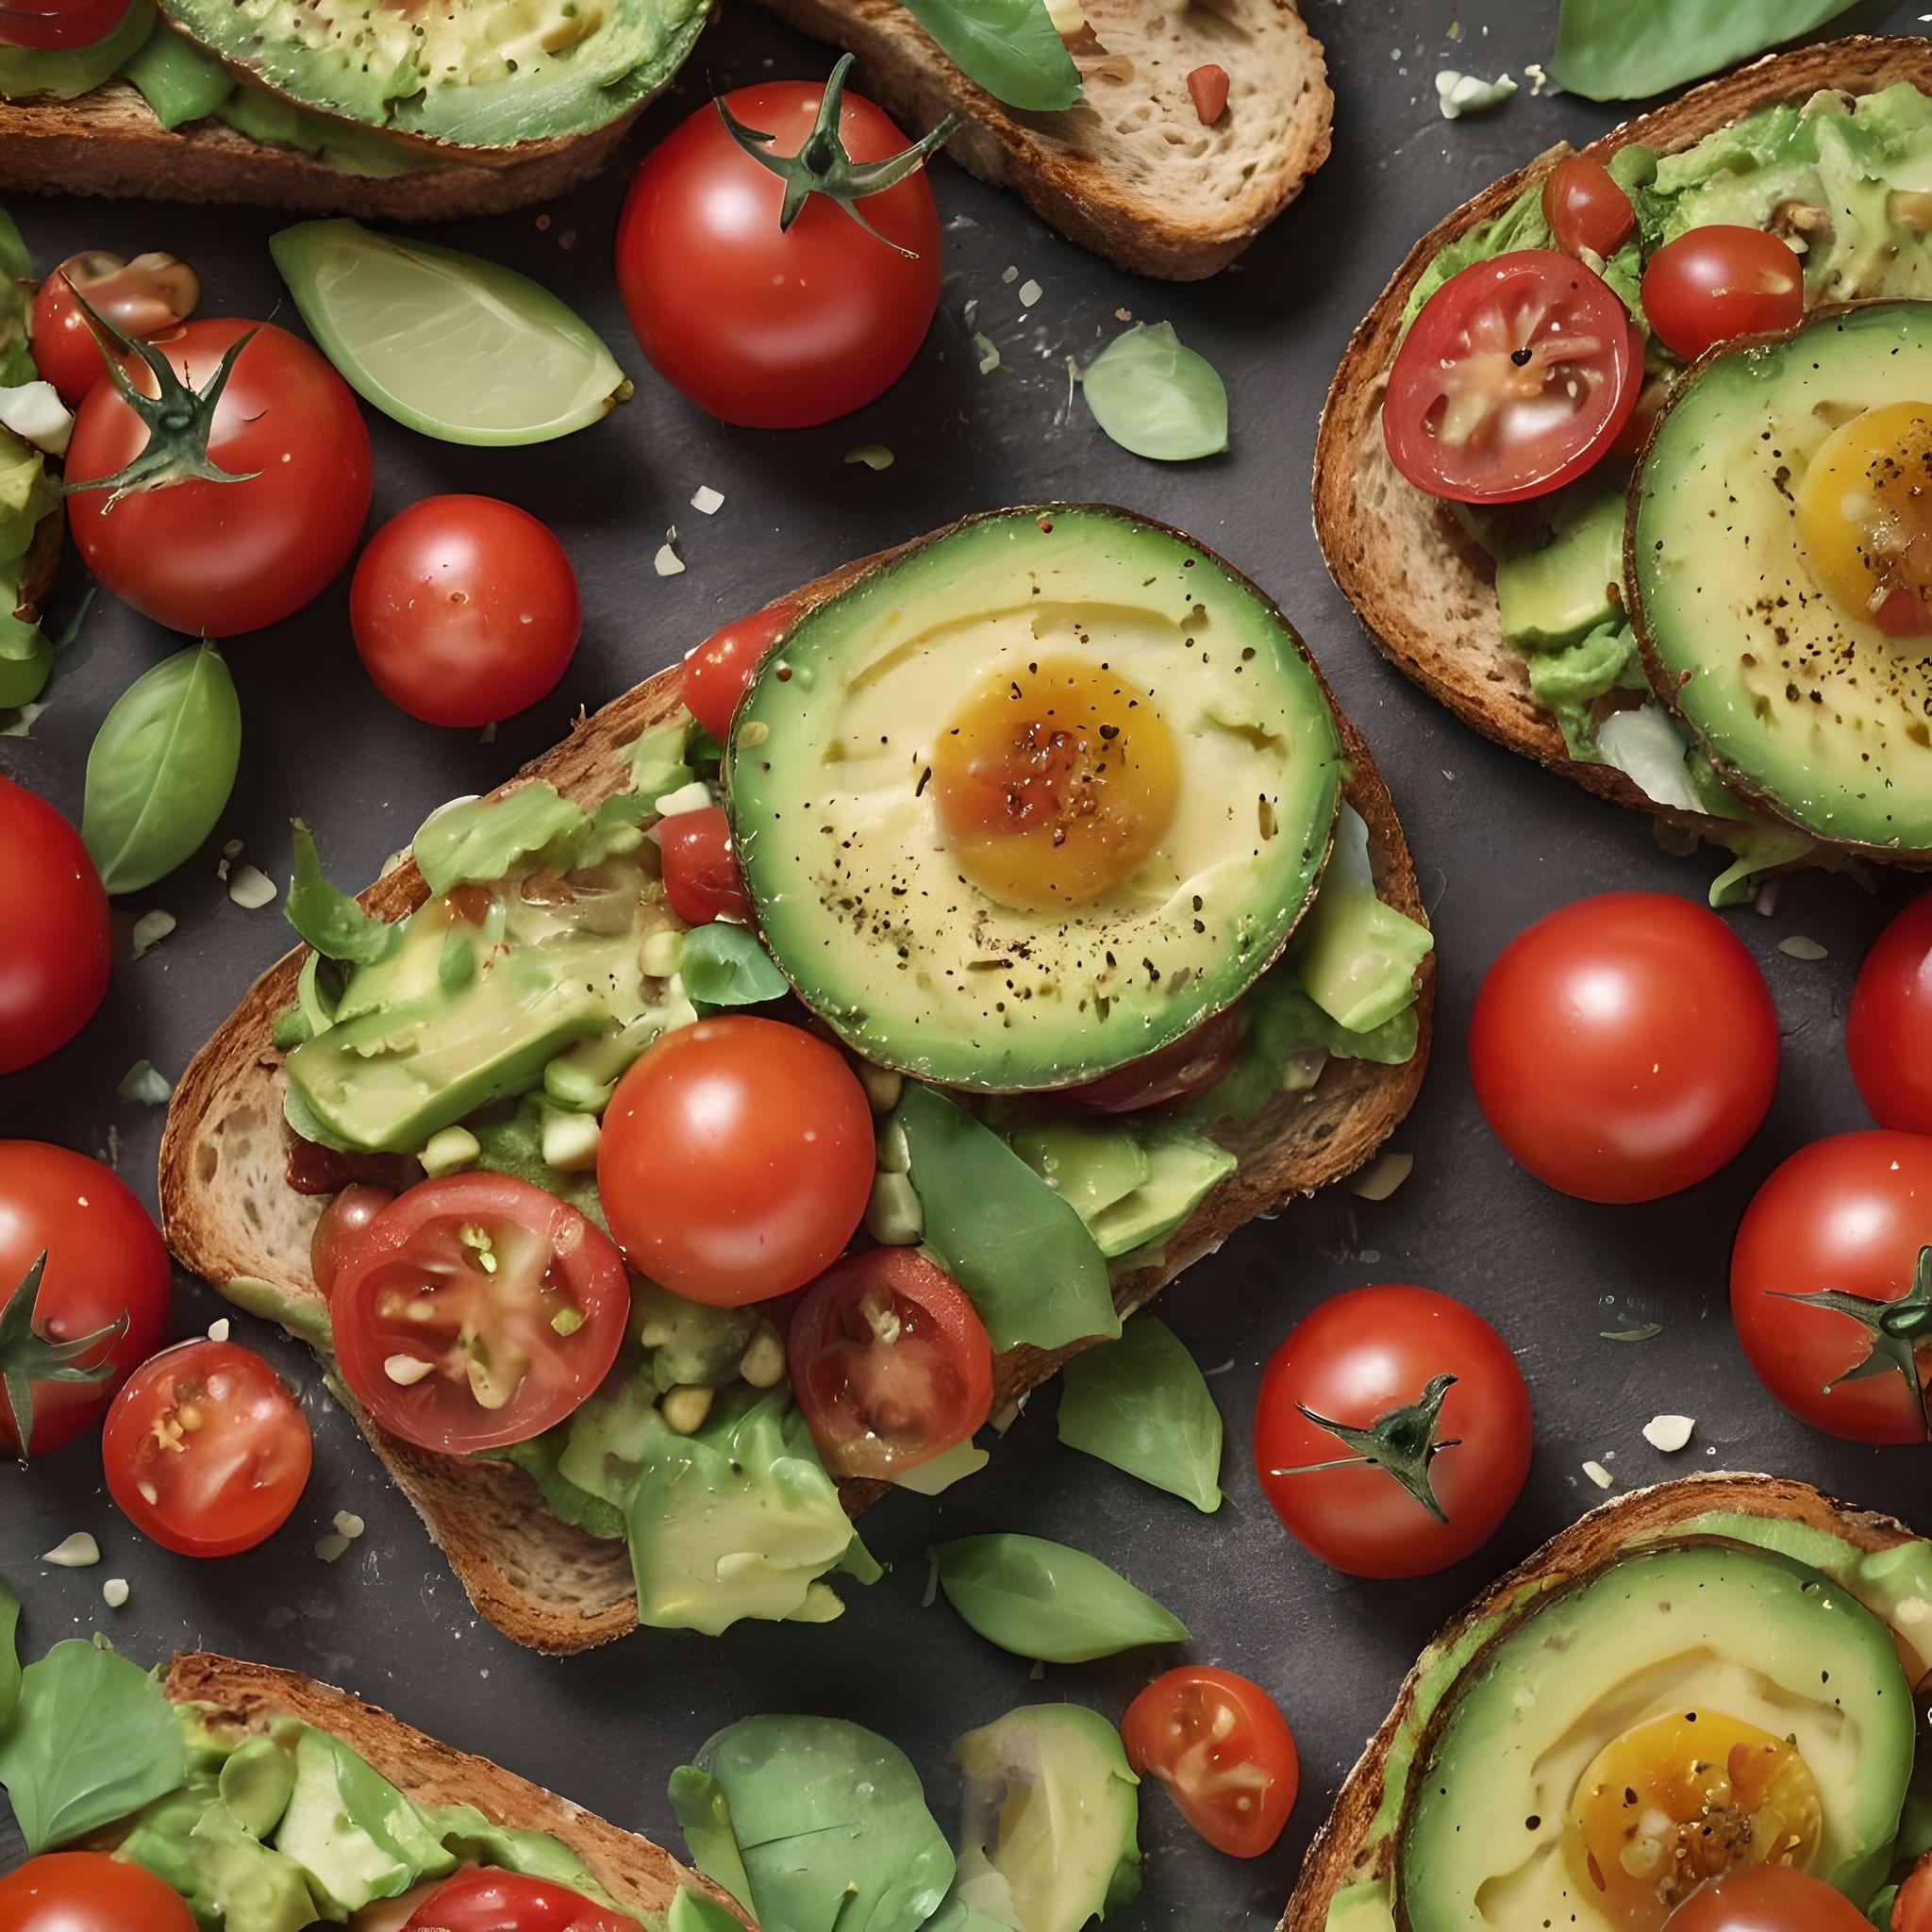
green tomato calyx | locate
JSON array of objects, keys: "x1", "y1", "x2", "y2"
[{"x1": 1270, "y1": 1371, "x2": 1462, "y2": 1524}]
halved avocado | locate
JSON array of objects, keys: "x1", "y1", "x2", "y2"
[
  {"x1": 154, "y1": 0, "x2": 711, "y2": 152},
  {"x1": 1629, "y1": 301, "x2": 1932, "y2": 857},
  {"x1": 724, "y1": 507, "x2": 1344, "y2": 1091}
]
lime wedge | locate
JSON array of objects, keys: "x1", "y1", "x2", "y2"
[{"x1": 271, "y1": 219, "x2": 627, "y2": 447}]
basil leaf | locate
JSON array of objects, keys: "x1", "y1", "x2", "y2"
[
  {"x1": 0, "y1": 1576, "x2": 19, "y2": 1729},
  {"x1": 81, "y1": 642, "x2": 241, "y2": 894},
  {"x1": 672, "y1": 1715, "x2": 954, "y2": 1932},
  {"x1": 0, "y1": 1638, "x2": 187, "y2": 1852},
  {"x1": 892, "y1": 1083, "x2": 1118, "y2": 1353},
  {"x1": 1552, "y1": 0, "x2": 1859, "y2": 102},
  {"x1": 1081, "y1": 323, "x2": 1228, "y2": 462},
  {"x1": 413, "y1": 783, "x2": 586, "y2": 895},
  {"x1": 934, "y1": 1534, "x2": 1188, "y2": 1662},
  {"x1": 285, "y1": 822, "x2": 399, "y2": 967},
  {"x1": 898, "y1": 0, "x2": 1080, "y2": 111},
  {"x1": 1057, "y1": 1316, "x2": 1224, "y2": 1512},
  {"x1": 679, "y1": 924, "x2": 787, "y2": 1008}
]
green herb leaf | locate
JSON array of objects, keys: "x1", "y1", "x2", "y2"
[
  {"x1": 933, "y1": 1533, "x2": 1188, "y2": 1662},
  {"x1": 285, "y1": 822, "x2": 399, "y2": 968},
  {"x1": 898, "y1": 0, "x2": 1081, "y2": 111},
  {"x1": 1081, "y1": 323, "x2": 1228, "y2": 462},
  {"x1": 892, "y1": 1083, "x2": 1119, "y2": 1353},
  {"x1": 0, "y1": 1576, "x2": 20, "y2": 1729},
  {"x1": 671, "y1": 1715, "x2": 954, "y2": 1932},
  {"x1": 0, "y1": 1637, "x2": 187, "y2": 1852},
  {"x1": 81, "y1": 642, "x2": 241, "y2": 894},
  {"x1": 412, "y1": 783, "x2": 586, "y2": 896},
  {"x1": 1058, "y1": 1317, "x2": 1223, "y2": 1511},
  {"x1": 679, "y1": 924, "x2": 787, "y2": 1008},
  {"x1": 1601, "y1": 1324, "x2": 1662, "y2": 1343},
  {"x1": 1552, "y1": 0, "x2": 1860, "y2": 102}
]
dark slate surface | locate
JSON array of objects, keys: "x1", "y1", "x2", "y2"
[{"x1": 3, "y1": 0, "x2": 1929, "y2": 1918}]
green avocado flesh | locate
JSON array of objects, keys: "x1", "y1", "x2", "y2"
[
  {"x1": 1397, "y1": 1541, "x2": 1916, "y2": 1932},
  {"x1": 1632, "y1": 302, "x2": 1932, "y2": 854},
  {"x1": 155, "y1": 0, "x2": 710, "y2": 149},
  {"x1": 727, "y1": 508, "x2": 1345, "y2": 1091}
]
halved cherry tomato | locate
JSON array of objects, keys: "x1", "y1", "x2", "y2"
[
  {"x1": 29, "y1": 250, "x2": 199, "y2": 405},
  {"x1": 309, "y1": 1183, "x2": 394, "y2": 1296},
  {"x1": 1541, "y1": 155, "x2": 1635, "y2": 258},
  {"x1": 103, "y1": 1340, "x2": 312, "y2": 1557},
  {"x1": 1384, "y1": 250, "x2": 1640, "y2": 504},
  {"x1": 328, "y1": 1174, "x2": 628, "y2": 1454},
  {"x1": 682, "y1": 600, "x2": 799, "y2": 742},
  {"x1": 1061, "y1": 1009, "x2": 1242, "y2": 1114},
  {"x1": 1641, "y1": 225, "x2": 1804, "y2": 361},
  {"x1": 0, "y1": 775, "x2": 110, "y2": 1076},
  {"x1": 659, "y1": 807, "x2": 753, "y2": 925},
  {"x1": 1121, "y1": 1665, "x2": 1298, "y2": 1859},
  {"x1": 1253, "y1": 1283, "x2": 1532, "y2": 1578},
  {"x1": 1847, "y1": 893, "x2": 1932, "y2": 1135},
  {"x1": 0, "y1": 1852, "x2": 195, "y2": 1932},
  {"x1": 1661, "y1": 1866, "x2": 1867, "y2": 1931},
  {"x1": 401, "y1": 1867, "x2": 636, "y2": 1932},
  {"x1": 788, "y1": 1249, "x2": 992, "y2": 1478},
  {"x1": 1894, "y1": 1853, "x2": 1932, "y2": 1932},
  {"x1": 598, "y1": 1018, "x2": 873, "y2": 1307},
  {"x1": 0, "y1": 0, "x2": 129, "y2": 48}
]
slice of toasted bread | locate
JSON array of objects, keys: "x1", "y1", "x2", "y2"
[
  {"x1": 748, "y1": 0, "x2": 1331, "y2": 280},
  {"x1": 158, "y1": 1651, "x2": 737, "y2": 1923},
  {"x1": 1313, "y1": 35, "x2": 1932, "y2": 852},
  {"x1": 1279, "y1": 1472, "x2": 1926, "y2": 1930},
  {"x1": 158, "y1": 507, "x2": 1434, "y2": 1656}
]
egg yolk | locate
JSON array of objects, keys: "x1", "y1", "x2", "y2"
[
  {"x1": 929, "y1": 654, "x2": 1179, "y2": 911},
  {"x1": 1796, "y1": 400, "x2": 1932, "y2": 637},
  {"x1": 1562, "y1": 1709, "x2": 1822, "y2": 1931}
]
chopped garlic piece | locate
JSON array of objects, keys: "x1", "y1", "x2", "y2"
[
  {"x1": 1582, "y1": 1460, "x2": 1613, "y2": 1490},
  {"x1": 1350, "y1": 1152, "x2": 1413, "y2": 1202},
  {"x1": 228, "y1": 864, "x2": 277, "y2": 909},
  {"x1": 1018, "y1": 278, "x2": 1043, "y2": 308},
  {"x1": 0, "y1": 380, "x2": 73, "y2": 458},
  {"x1": 131, "y1": 909, "x2": 175, "y2": 959},
  {"x1": 333, "y1": 1510, "x2": 366, "y2": 1540},
  {"x1": 1436, "y1": 69, "x2": 1517, "y2": 119},
  {"x1": 843, "y1": 443, "x2": 895, "y2": 471},
  {"x1": 384, "y1": 1354, "x2": 434, "y2": 1387},
  {"x1": 654, "y1": 540, "x2": 685, "y2": 577},
  {"x1": 101, "y1": 1577, "x2": 129, "y2": 1609},
  {"x1": 315, "y1": 1534, "x2": 351, "y2": 1563},
  {"x1": 208, "y1": 1318, "x2": 230, "y2": 1342},
  {"x1": 691, "y1": 484, "x2": 724, "y2": 515},
  {"x1": 42, "y1": 1532, "x2": 100, "y2": 1568},
  {"x1": 1779, "y1": 935, "x2": 1828, "y2": 960},
  {"x1": 1642, "y1": 1414, "x2": 1695, "y2": 1453}
]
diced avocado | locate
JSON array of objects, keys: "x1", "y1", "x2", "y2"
[
  {"x1": 418, "y1": 1124, "x2": 480, "y2": 1175},
  {"x1": 1008, "y1": 1118, "x2": 1234, "y2": 1259},
  {"x1": 120, "y1": 13, "x2": 235, "y2": 127},
  {"x1": 1494, "y1": 491, "x2": 1624, "y2": 650},
  {"x1": 1398, "y1": 1541, "x2": 1916, "y2": 1930},
  {"x1": 1008, "y1": 1119, "x2": 1148, "y2": 1227},
  {"x1": 728, "y1": 507, "x2": 1344, "y2": 1091},
  {"x1": 555, "y1": 1362, "x2": 671, "y2": 1512},
  {"x1": 218, "y1": 1735, "x2": 296, "y2": 1839},
  {"x1": 333, "y1": 891, "x2": 494, "y2": 1024},
  {"x1": 0, "y1": 0, "x2": 154, "y2": 100},
  {"x1": 414, "y1": 1801, "x2": 631, "y2": 1911},
  {"x1": 1291, "y1": 804, "x2": 1432, "y2": 1032},
  {"x1": 214, "y1": 80, "x2": 437, "y2": 177},
  {"x1": 0, "y1": 595, "x2": 51, "y2": 711},
  {"x1": 543, "y1": 1010, "x2": 683, "y2": 1113},
  {"x1": 1630, "y1": 303, "x2": 1932, "y2": 853},
  {"x1": 632, "y1": 1281, "x2": 758, "y2": 1392},
  {"x1": 188, "y1": 1805, "x2": 318, "y2": 1932}
]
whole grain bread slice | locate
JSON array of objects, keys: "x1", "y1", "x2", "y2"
[
  {"x1": 1279, "y1": 1471, "x2": 1928, "y2": 1931},
  {"x1": 158, "y1": 506, "x2": 1434, "y2": 1656},
  {"x1": 749, "y1": 0, "x2": 1331, "y2": 279},
  {"x1": 158, "y1": 1651, "x2": 739, "y2": 1924},
  {"x1": 1313, "y1": 35, "x2": 1932, "y2": 850}
]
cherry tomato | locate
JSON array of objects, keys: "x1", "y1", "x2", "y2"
[
  {"x1": 1847, "y1": 894, "x2": 1932, "y2": 1134},
  {"x1": 309, "y1": 1183, "x2": 394, "y2": 1296},
  {"x1": 659, "y1": 807, "x2": 753, "y2": 925},
  {"x1": 103, "y1": 1340, "x2": 312, "y2": 1556},
  {"x1": 1469, "y1": 891, "x2": 1778, "y2": 1204},
  {"x1": 1609, "y1": 360, "x2": 1671, "y2": 463},
  {"x1": 29, "y1": 250, "x2": 198, "y2": 405},
  {"x1": 1731, "y1": 1131, "x2": 1932, "y2": 1445},
  {"x1": 1253, "y1": 1283, "x2": 1532, "y2": 1578},
  {"x1": 1121, "y1": 1666, "x2": 1298, "y2": 1859},
  {"x1": 328, "y1": 1174, "x2": 629, "y2": 1454},
  {"x1": 1895, "y1": 1854, "x2": 1932, "y2": 1932},
  {"x1": 682, "y1": 599, "x2": 799, "y2": 743},
  {"x1": 1641, "y1": 225, "x2": 1804, "y2": 361},
  {"x1": 788, "y1": 1249, "x2": 993, "y2": 1478},
  {"x1": 0, "y1": 1852, "x2": 195, "y2": 1932},
  {"x1": 1061, "y1": 1009, "x2": 1242, "y2": 1114},
  {"x1": 1661, "y1": 1866, "x2": 1868, "y2": 1932},
  {"x1": 597, "y1": 1017, "x2": 873, "y2": 1307},
  {"x1": 1384, "y1": 250, "x2": 1640, "y2": 504},
  {"x1": 0, "y1": 0, "x2": 129, "y2": 48},
  {"x1": 616, "y1": 75, "x2": 941, "y2": 428},
  {"x1": 0, "y1": 1141, "x2": 170, "y2": 1459},
  {"x1": 401, "y1": 1868, "x2": 635, "y2": 1932},
  {"x1": 350, "y1": 496, "x2": 580, "y2": 729},
  {"x1": 1541, "y1": 155, "x2": 1635, "y2": 258},
  {"x1": 0, "y1": 775, "x2": 109, "y2": 1074},
  {"x1": 65, "y1": 319, "x2": 371, "y2": 639}
]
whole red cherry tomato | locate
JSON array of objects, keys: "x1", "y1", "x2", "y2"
[
  {"x1": 1847, "y1": 893, "x2": 1932, "y2": 1134},
  {"x1": 682, "y1": 599, "x2": 799, "y2": 742},
  {"x1": 0, "y1": 775, "x2": 110, "y2": 1075},
  {"x1": 0, "y1": 1852, "x2": 194, "y2": 1932},
  {"x1": 1541, "y1": 155, "x2": 1635, "y2": 258},
  {"x1": 1641, "y1": 225, "x2": 1805, "y2": 361},
  {"x1": 659, "y1": 808, "x2": 753, "y2": 925}
]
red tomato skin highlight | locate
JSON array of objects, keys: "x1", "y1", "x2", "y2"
[
  {"x1": 1641, "y1": 225, "x2": 1804, "y2": 360},
  {"x1": 0, "y1": 776, "x2": 111, "y2": 1075},
  {"x1": 1848, "y1": 894, "x2": 1932, "y2": 1134},
  {"x1": 681, "y1": 599, "x2": 799, "y2": 743},
  {"x1": 1660, "y1": 1864, "x2": 1869, "y2": 1932},
  {"x1": 1469, "y1": 891, "x2": 1778, "y2": 1204},
  {"x1": 1541, "y1": 155, "x2": 1635, "y2": 258},
  {"x1": 0, "y1": 1851, "x2": 197, "y2": 1932},
  {"x1": 659, "y1": 807, "x2": 754, "y2": 925},
  {"x1": 0, "y1": 0, "x2": 130, "y2": 47},
  {"x1": 402, "y1": 1867, "x2": 636, "y2": 1932}
]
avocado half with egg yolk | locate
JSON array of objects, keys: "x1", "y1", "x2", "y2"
[
  {"x1": 724, "y1": 506, "x2": 1346, "y2": 1091},
  {"x1": 1629, "y1": 300, "x2": 1932, "y2": 857}
]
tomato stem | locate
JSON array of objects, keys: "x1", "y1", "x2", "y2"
[
  {"x1": 1270, "y1": 1372, "x2": 1461, "y2": 1524},
  {"x1": 0, "y1": 1250, "x2": 129, "y2": 1464},
  {"x1": 1769, "y1": 1244, "x2": 1932, "y2": 1440}
]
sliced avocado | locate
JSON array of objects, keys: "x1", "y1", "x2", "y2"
[
  {"x1": 1494, "y1": 491, "x2": 1624, "y2": 650},
  {"x1": 1631, "y1": 302, "x2": 1932, "y2": 853},
  {"x1": 214, "y1": 81, "x2": 437, "y2": 177},
  {"x1": 0, "y1": 0, "x2": 154, "y2": 101},
  {"x1": 632, "y1": 1280, "x2": 758, "y2": 1392},
  {"x1": 1291, "y1": 804, "x2": 1431, "y2": 1032},
  {"x1": 1008, "y1": 1117, "x2": 1234, "y2": 1259},
  {"x1": 728, "y1": 508, "x2": 1344, "y2": 1091},
  {"x1": 217, "y1": 1736, "x2": 296, "y2": 1839},
  {"x1": 120, "y1": 14, "x2": 235, "y2": 127},
  {"x1": 1398, "y1": 1541, "x2": 1916, "y2": 1930}
]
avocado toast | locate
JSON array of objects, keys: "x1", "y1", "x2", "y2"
[
  {"x1": 1314, "y1": 37, "x2": 1932, "y2": 897},
  {"x1": 1283, "y1": 1472, "x2": 1932, "y2": 1932},
  {"x1": 157, "y1": 505, "x2": 1434, "y2": 1656}
]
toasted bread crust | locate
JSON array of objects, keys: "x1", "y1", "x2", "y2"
[
  {"x1": 160, "y1": 1652, "x2": 738, "y2": 1923},
  {"x1": 749, "y1": 0, "x2": 1333, "y2": 279},
  {"x1": 1279, "y1": 1472, "x2": 1926, "y2": 1930},
  {"x1": 158, "y1": 508, "x2": 1433, "y2": 1655},
  {"x1": 1313, "y1": 35, "x2": 1932, "y2": 842}
]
